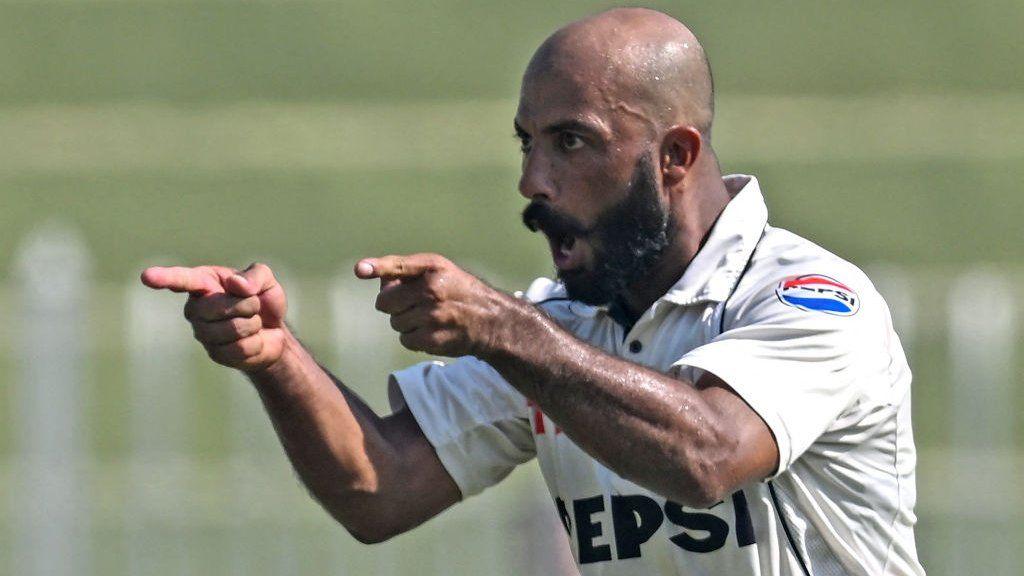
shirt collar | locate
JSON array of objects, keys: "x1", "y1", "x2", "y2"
[{"x1": 658, "y1": 174, "x2": 768, "y2": 307}]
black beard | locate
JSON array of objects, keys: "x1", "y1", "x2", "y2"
[{"x1": 522, "y1": 156, "x2": 676, "y2": 305}]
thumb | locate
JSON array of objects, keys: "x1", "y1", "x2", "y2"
[
  {"x1": 227, "y1": 263, "x2": 287, "y2": 327},
  {"x1": 225, "y1": 263, "x2": 277, "y2": 298},
  {"x1": 224, "y1": 272, "x2": 257, "y2": 298}
]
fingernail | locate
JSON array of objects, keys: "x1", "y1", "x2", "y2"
[{"x1": 355, "y1": 261, "x2": 374, "y2": 276}]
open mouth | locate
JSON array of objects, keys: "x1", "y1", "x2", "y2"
[
  {"x1": 522, "y1": 202, "x2": 589, "y2": 273},
  {"x1": 545, "y1": 229, "x2": 584, "y2": 271}
]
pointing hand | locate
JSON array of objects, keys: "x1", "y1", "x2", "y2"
[
  {"x1": 356, "y1": 253, "x2": 518, "y2": 358},
  {"x1": 140, "y1": 263, "x2": 288, "y2": 372}
]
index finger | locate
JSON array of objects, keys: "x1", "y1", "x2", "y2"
[
  {"x1": 140, "y1": 266, "x2": 233, "y2": 295},
  {"x1": 355, "y1": 254, "x2": 440, "y2": 281}
]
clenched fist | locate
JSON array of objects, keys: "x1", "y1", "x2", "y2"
[
  {"x1": 140, "y1": 263, "x2": 288, "y2": 372},
  {"x1": 355, "y1": 253, "x2": 524, "y2": 358}
]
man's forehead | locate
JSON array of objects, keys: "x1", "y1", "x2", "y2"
[{"x1": 515, "y1": 70, "x2": 614, "y2": 132}]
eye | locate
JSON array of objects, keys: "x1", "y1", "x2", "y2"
[
  {"x1": 558, "y1": 132, "x2": 584, "y2": 152},
  {"x1": 515, "y1": 132, "x2": 532, "y2": 154}
]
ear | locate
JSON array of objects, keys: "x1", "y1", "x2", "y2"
[{"x1": 659, "y1": 126, "x2": 702, "y2": 185}]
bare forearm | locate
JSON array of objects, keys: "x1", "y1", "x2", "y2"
[
  {"x1": 246, "y1": 330, "x2": 401, "y2": 534},
  {"x1": 354, "y1": 254, "x2": 773, "y2": 505},
  {"x1": 142, "y1": 260, "x2": 458, "y2": 542},
  {"x1": 483, "y1": 300, "x2": 730, "y2": 506}
]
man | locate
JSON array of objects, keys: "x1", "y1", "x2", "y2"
[{"x1": 142, "y1": 8, "x2": 924, "y2": 575}]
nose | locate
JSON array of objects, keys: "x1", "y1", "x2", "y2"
[{"x1": 518, "y1": 153, "x2": 556, "y2": 202}]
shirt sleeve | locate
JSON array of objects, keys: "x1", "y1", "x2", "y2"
[
  {"x1": 388, "y1": 356, "x2": 536, "y2": 499},
  {"x1": 672, "y1": 273, "x2": 887, "y2": 477}
]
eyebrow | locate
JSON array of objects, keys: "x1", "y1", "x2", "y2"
[
  {"x1": 514, "y1": 119, "x2": 605, "y2": 139},
  {"x1": 542, "y1": 119, "x2": 603, "y2": 138}
]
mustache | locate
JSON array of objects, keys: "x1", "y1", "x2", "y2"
[{"x1": 521, "y1": 201, "x2": 590, "y2": 239}]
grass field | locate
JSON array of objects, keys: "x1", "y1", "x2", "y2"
[{"x1": 1, "y1": 1, "x2": 1022, "y2": 574}]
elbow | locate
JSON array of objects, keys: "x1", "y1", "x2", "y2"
[
  {"x1": 665, "y1": 438, "x2": 735, "y2": 509},
  {"x1": 631, "y1": 448, "x2": 729, "y2": 508},
  {"x1": 675, "y1": 468, "x2": 729, "y2": 509},
  {"x1": 345, "y1": 522, "x2": 399, "y2": 545},
  {"x1": 336, "y1": 506, "x2": 405, "y2": 545},
  {"x1": 320, "y1": 487, "x2": 406, "y2": 545}
]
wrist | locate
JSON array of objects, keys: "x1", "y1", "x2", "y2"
[
  {"x1": 478, "y1": 294, "x2": 554, "y2": 364},
  {"x1": 247, "y1": 328, "x2": 301, "y2": 385}
]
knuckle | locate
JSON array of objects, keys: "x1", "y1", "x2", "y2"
[
  {"x1": 399, "y1": 332, "x2": 420, "y2": 351},
  {"x1": 183, "y1": 298, "x2": 198, "y2": 321},
  {"x1": 247, "y1": 335, "x2": 264, "y2": 356},
  {"x1": 192, "y1": 296, "x2": 223, "y2": 321},
  {"x1": 193, "y1": 323, "x2": 220, "y2": 346},
  {"x1": 228, "y1": 317, "x2": 249, "y2": 337},
  {"x1": 207, "y1": 345, "x2": 229, "y2": 365},
  {"x1": 234, "y1": 296, "x2": 260, "y2": 317},
  {"x1": 422, "y1": 278, "x2": 441, "y2": 301},
  {"x1": 215, "y1": 341, "x2": 249, "y2": 364},
  {"x1": 244, "y1": 315, "x2": 263, "y2": 336},
  {"x1": 208, "y1": 334, "x2": 262, "y2": 366},
  {"x1": 428, "y1": 307, "x2": 448, "y2": 325},
  {"x1": 425, "y1": 332, "x2": 448, "y2": 354},
  {"x1": 252, "y1": 262, "x2": 273, "y2": 278},
  {"x1": 421, "y1": 332, "x2": 436, "y2": 349},
  {"x1": 231, "y1": 335, "x2": 251, "y2": 354}
]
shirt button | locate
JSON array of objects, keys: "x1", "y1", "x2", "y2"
[{"x1": 629, "y1": 340, "x2": 643, "y2": 353}]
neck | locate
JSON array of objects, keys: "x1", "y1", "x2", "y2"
[{"x1": 619, "y1": 159, "x2": 730, "y2": 318}]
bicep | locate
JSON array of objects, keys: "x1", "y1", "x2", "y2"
[{"x1": 695, "y1": 371, "x2": 779, "y2": 488}]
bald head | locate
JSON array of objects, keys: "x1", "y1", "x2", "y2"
[{"x1": 524, "y1": 8, "x2": 714, "y2": 137}]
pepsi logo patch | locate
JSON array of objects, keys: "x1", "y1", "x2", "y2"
[{"x1": 776, "y1": 274, "x2": 860, "y2": 316}]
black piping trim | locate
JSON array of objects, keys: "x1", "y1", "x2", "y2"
[
  {"x1": 607, "y1": 297, "x2": 638, "y2": 337},
  {"x1": 768, "y1": 482, "x2": 812, "y2": 576},
  {"x1": 532, "y1": 296, "x2": 571, "y2": 307},
  {"x1": 718, "y1": 225, "x2": 767, "y2": 335}
]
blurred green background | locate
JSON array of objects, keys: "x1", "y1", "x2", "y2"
[{"x1": 1, "y1": 1, "x2": 1022, "y2": 574}]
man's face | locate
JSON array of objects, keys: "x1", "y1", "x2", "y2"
[
  {"x1": 516, "y1": 69, "x2": 676, "y2": 305},
  {"x1": 522, "y1": 156, "x2": 675, "y2": 305}
]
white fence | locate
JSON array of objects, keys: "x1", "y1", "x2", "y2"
[{"x1": 1, "y1": 225, "x2": 1021, "y2": 575}]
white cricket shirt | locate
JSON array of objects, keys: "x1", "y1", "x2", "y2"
[{"x1": 389, "y1": 175, "x2": 925, "y2": 575}]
